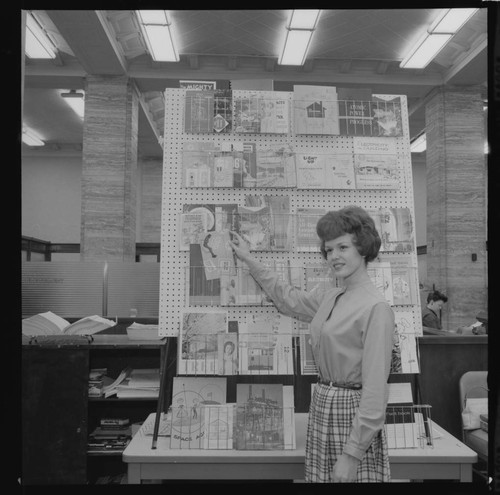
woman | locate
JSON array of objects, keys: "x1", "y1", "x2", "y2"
[{"x1": 229, "y1": 205, "x2": 394, "y2": 482}]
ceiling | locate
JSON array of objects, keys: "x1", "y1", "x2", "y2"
[{"x1": 22, "y1": 8, "x2": 488, "y2": 159}]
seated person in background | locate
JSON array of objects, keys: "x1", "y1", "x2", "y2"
[{"x1": 421, "y1": 290, "x2": 448, "y2": 329}]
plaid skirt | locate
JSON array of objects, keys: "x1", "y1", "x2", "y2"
[{"x1": 304, "y1": 383, "x2": 391, "y2": 483}]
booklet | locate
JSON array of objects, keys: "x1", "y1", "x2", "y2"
[{"x1": 293, "y1": 85, "x2": 340, "y2": 135}]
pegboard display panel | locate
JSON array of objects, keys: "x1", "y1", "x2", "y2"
[{"x1": 159, "y1": 88, "x2": 422, "y2": 338}]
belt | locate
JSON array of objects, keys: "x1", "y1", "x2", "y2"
[{"x1": 317, "y1": 377, "x2": 362, "y2": 390}]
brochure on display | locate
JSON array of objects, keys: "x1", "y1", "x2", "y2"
[
  {"x1": 178, "y1": 310, "x2": 229, "y2": 375},
  {"x1": 237, "y1": 195, "x2": 292, "y2": 251},
  {"x1": 170, "y1": 376, "x2": 228, "y2": 449},
  {"x1": 337, "y1": 87, "x2": 374, "y2": 136},
  {"x1": 183, "y1": 88, "x2": 402, "y2": 138},
  {"x1": 184, "y1": 89, "x2": 232, "y2": 134},
  {"x1": 295, "y1": 208, "x2": 326, "y2": 252},
  {"x1": 233, "y1": 91, "x2": 290, "y2": 134},
  {"x1": 353, "y1": 154, "x2": 400, "y2": 190},
  {"x1": 293, "y1": 85, "x2": 340, "y2": 135},
  {"x1": 177, "y1": 311, "x2": 295, "y2": 376},
  {"x1": 238, "y1": 312, "x2": 294, "y2": 375},
  {"x1": 180, "y1": 203, "x2": 239, "y2": 251},
  {"x1": 295, "y1": 153, "x2": 356, "y2": 190},
  {"x1": 234, "y1": 383, "x2": 295, "y2": 450}
]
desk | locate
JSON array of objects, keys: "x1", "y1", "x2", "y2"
[{"x1": 123, "y1": 413, "x2": 477, "y2": 483}]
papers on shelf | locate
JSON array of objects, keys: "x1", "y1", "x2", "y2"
[{"x1": 126, "y1": 322, "x2": 161, "y2": 340}]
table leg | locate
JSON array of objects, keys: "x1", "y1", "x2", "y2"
[
  {"x1": 127, "y1": 464, "x2": 141, "y2": 484},
  {"x1": 460, "y1": 463, "x2": 472, "y2": 482}
]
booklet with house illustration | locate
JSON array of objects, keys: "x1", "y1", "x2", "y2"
[{"x1": 293, "y1": 85, "x2": 340, "y2": 135}]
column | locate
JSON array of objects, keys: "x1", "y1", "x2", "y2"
[
  {"x1": 424, "y1": 85, "x2": 487, "y2": 329},
  {"x1": 81, "y1": 75, "x2": 138, "y2": 261}
]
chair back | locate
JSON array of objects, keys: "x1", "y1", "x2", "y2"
[
  {"x1": 458, "y1": 371, "x2": 488, "y2": 440},
  {"x1": 459, "y1": 371, "x2": 488, "y2": 404}
]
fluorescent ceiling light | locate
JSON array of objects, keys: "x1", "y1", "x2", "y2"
[
  {"x1": 400, "y1": 32, "x2": 452, "y2": 69},
  {"x1": 22, "y1": 127, "x2": 45, "y2": 146},
  {"x1": 279, "y1": 29, "x2": 313, "y2": 65},
  {"x1": 410, "y1": 133, "x2": 426, "y2": 153},
  {"x1": 25, "y1": 12, "x2": 56, "y2": 59},
  {"x1": 61, "y1": 90, "x2": 85, "y2": 119},
  {"x1": 289, "y1": 9, "x2": 321, "y2": 29},
  {"x1": 136, "y1": 10, "x2": 179, "y2": 62},
  {"x1": 400, "y1": 8, "x2": 478, "y2": 69},
  {"x1": 429, "y1": 8, "x2": 479, "y2": 34},
  {"x1": 137, "y1": 10, "x2": 168, "y2": 24},
  {"x1": 279, "y1": 9, "x2": 320, "y2": 65}
]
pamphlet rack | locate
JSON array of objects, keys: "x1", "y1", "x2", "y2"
[
  {"x1": 179, "y1": 211, "x2": 296, "y2": 250},
  {"x1": 151, "y1": 87, "x2": 428, "y2": 456},
  {"x1": 178, "y1": 331, "x2": 297, "y2": 376},
  {"x1": 186, "y1": 264, "x2": 304, "y2": 308},
  {"x1": 147, "y1": 404, "x2": 296, "y2": 451},
  {"x1": 384, "y1": 404, "x2": 434, "y2": 449}
]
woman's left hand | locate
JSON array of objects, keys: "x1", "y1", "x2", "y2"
[{"x1": 331, "y1": 453, "x2": 360, "y2": 482}]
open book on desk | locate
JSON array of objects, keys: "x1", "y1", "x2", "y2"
[{"x1": 22, "y1": 311, "x2": 116, "y2": 336}]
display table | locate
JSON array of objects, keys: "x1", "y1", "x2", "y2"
[{"x1": 123, "y1": 413, "x2": 477, "y2": 483}]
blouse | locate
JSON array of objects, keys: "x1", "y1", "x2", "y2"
[
  {"x1": 245, "y1": 257, "x2": 394, "y2": 460},
  {"x1": 421, "y1": 307, "x2": 441, "y2": 329}
]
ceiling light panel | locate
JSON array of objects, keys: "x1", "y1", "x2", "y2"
[
  {"x1": 136, "y1": 10, "x2": 179, "y2": 62},
  {"x1": 410, "y1": 133, "x2": 426, "y2": 153},
  {"x1": 429, "y1": 8, "x2": 479, "y2": 34},
  {"x1": 400, "y1": 32, "x2": 452, "y2": 69},
  {"x1": 22, "y1": 127, "x2": 45, "y2": 147},
  {"x1": 288, "y1": 9, "x2": 321, "y2": 29},
  {"x1": 279, "y1": 29, "x2": 313, "y2": 65},
  {"x1": 143, "y1": 25, "x2": 178, "y2": 62},
  {"x1": 25, "y1": 12, "x2": 56, "y2": 59},
  {"x1": 279, "y1": 9, "x2": 320, "y2": 66},
  {"x1": 137, "y1": 10, "x2": 169, "y2": 24}
]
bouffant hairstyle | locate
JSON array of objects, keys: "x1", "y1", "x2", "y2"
[
  {"x1": 316, "y1": 206, "x2": 381, "y2": 263},
  {"x1": 426, "y1": 290, "x2": 448, "y2": 304}
]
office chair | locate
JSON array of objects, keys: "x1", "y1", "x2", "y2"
[{"x1": 459, "y1": 371, "x2": 488, "y2": 480}]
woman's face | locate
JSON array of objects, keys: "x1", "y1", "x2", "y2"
[{"x1": 323, "y1": 233, "x2": 365, "y2": 282}]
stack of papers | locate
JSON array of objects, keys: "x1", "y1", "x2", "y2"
[
  {"x1": 126, "y1": 322, "x2": 161, "y2": 340},
  {"x1": 116, "y1": 368, "x2": 161, "y2": 398},
  {"x1": 102, "y1": 368, "x2": 131, "y2": 398}
]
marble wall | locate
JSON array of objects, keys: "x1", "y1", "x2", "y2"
[
  {"x1": 139, "y1": 159, "x2": 163, "y2": 243},
  {"x1": 80, "y1": 76, "x2": 138, "y2": 261},
  {"x1": 425, "y1": 86, "x2": 487, "y2": 329}
]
